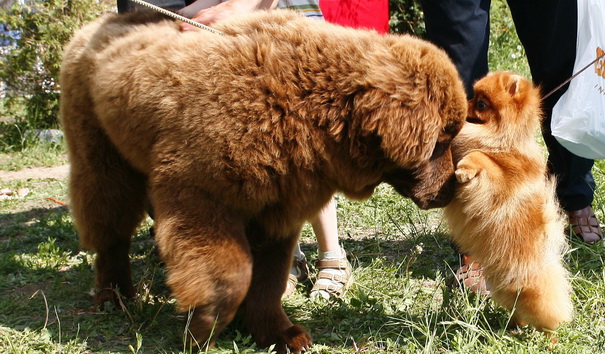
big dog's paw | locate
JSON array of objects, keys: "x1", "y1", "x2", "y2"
[
  {"x1": 276, "y1": 325, "x2": 312, "y2": 354},
  {"x1": 93, "y1": 286, "x2": 136, "y2": 308}
]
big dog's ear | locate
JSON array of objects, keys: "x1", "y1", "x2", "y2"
[
  {"x1": 351, "y1": 36, "x2": 467, "y2": 169},
  {"x1": 353, "y1": 90, "x2": 443, "y2": 169}
]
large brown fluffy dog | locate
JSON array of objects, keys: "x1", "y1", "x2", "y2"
[
  {"x1": 60, "y1": 10, "x2": 466, "y2": 352},
  {"x1": 444, "y1": 72, "x2": 572, "y2": 331}
]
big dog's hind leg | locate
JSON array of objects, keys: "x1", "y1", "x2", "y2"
[
  {"x1": 241, "y1": 223, "x2": 312, "y2": 354},
  {"x1": 150, "y1": 186, "x2": 252, "y2": 350},
  {"x1": 66, "y1": 120, "x2": 147, "y2": 305}
]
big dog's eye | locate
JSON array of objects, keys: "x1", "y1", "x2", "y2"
[
  {"x1": 430, "y1": 139, "x2": 450, "y2": 159},
  {"x1": 475, "y1": 100, "x2": 488, "y2": 111}
]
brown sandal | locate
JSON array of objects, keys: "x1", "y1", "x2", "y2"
[
  {"x1": 284, "y1": 274, "x2": 299, "y2": 297},
  {"x1": 310, "y1": 251, "x2": 353, "y2": 300},
  {"x1": 454, "y1": 254, "x2": 490, "y2": 296},
  {"x1": 283, "y1": 253, "x2": 310, "y2": 297},
  {"x1": 567, "y1": 206, "x2": 603, "y2": 243}
]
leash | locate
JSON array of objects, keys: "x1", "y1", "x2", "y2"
[
  {"x1": 127, "y1": 0, "x2": 225, "y2": 35},
  {"x1": 542, "y1": 51, "x2": 605, "y2": 100}
]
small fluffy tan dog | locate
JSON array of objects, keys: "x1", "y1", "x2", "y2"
[
  {"x1": 444, "y1": 72, "x2": 573, "y2": 331},
  {"x1": 60, "y1": 10, "x2": 467, "y2": 353}
]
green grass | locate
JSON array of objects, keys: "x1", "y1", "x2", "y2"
[
  {"x1": 2, "y1": 147, "x2": 605, "y2": 353},
  {"x1": 0, "y1": 141, "x2": 68, "y2": 171},
  {"x1": 2, "y1": 1, "x2": 605, "y2": 353}
]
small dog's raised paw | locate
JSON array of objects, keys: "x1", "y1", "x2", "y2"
[{"x1": 455, "y1": 166, "x2": 479, "y2": 183}]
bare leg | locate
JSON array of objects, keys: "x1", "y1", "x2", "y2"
[
  {"x1": 309, "y1": 198, "x2": 352, "y2": 300},
  {"x1": 309, "y1": 197, "x2": 339, "y2": 253}
]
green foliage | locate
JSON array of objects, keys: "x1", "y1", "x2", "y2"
[
  {"x1": 389, "y1": 0, "x2": 424, "y2": 36},
  {"x1": 488, "y1": 0, "x2": 530, "y2": 76},
  {"x1": 0, "y1": 0, "x2": 108, "y2": 150}
]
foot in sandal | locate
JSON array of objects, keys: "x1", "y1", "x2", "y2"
[
  {"x1": 454, "y1": 254, "x2": 490, "y2": 296},
  {"x1": 567, "y1": 205, "x2": 603, "y2": 244},
  {"x1": 310, "y1": 247, "x2": 353, "y2": 300},
  {"x1": 283, "y1": 250, "x2": 309, "y2": 297}
]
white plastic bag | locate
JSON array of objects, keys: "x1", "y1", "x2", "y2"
[{"x1": 551, "y1": 0, "x2": 605, "y2": 159}]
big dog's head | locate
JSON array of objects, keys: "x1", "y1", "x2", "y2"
[
  {"x1": 349, "y1": 36, "x2": 467, "y2": 209},
  {"x1": 211, "y1": 11, "x2": 466, "y2": 210}
]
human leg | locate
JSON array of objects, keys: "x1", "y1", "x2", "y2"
[
  {"x1": 507, "y1": 0, "x2": 601, "y2": 242},
  {"x1": 420, "y1": 0, "x2": 491, "y2": 97},
  {"x1": 284, "y1": 197, "x2": 352, "y2": 299},
  {"x1": 311, "y1": 197, "x2": 340, "y2": 252},
  {"x1": 309, "y1": 198, "x2": 352, "y2": 299},
  {"x1": 284, "y1": 243, "x2": 310, "y2": 297}
]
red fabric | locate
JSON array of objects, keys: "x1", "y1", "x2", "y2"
[{"x1": 319, "y1": 0, "x2": 389, "y2": 34}]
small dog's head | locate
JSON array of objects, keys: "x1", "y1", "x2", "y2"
[{"x1": 459, "y1": 71, "x2": 542, "y2": 155}]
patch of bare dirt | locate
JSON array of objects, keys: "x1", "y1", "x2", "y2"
[{"x1": 0, "y1": 164, "x2": 69, "y2": 182}]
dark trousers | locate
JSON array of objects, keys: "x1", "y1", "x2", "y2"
[
  {"x1": 421, "y1": 0, "x2": 595, "y2": 211},
  {"x1": 421, "y1": 0, "x2": 491, "y2": 98}
]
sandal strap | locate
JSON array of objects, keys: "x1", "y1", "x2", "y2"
[
  {"x1": 310, "y1": 256, "x2": 353, "y2": 298},
  {"x1": 316, "y1": 270, "x2": 350, "y2": 283},
  {"x1": 567, "y1": 206, "x2": 603, "y2": 243},
  {"x1": 454, "y1": 262, "x2": 490, "y2": 295},
  {"x1": 315, "y1": 258, "x2": 350, "y2": 270},
  {"x1": 283, "y1": 273, "x2": 298, "y2": 297},
  {"x1": 312, "y1": 282, "x2": 344, "y2": 294}
]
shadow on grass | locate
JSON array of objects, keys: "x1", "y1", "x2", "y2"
[{"x1": 0, "y1": 205, "x2": 183, "y2": 351}]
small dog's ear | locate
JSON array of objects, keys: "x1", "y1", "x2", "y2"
[{"x1": 507, "y1": 75, "x2": 521, "y2": 96}]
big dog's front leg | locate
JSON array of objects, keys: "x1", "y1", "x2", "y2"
[
  {"x1": 151, "y1": 185, "x2": 253, "y2": 350},
  {"x1": 241, "y1": 222, "x2": 312, "y2": 354}
]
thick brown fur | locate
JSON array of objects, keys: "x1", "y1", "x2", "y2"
[
  {"x1": 444, "y1": 72, "x2": 573, "y2": 331},
  {"x1": 60, "y1": 10, "x2": 467, "y2": 353}
]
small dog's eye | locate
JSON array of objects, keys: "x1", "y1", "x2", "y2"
[
  {"x1": 466, "y1": 117, "x2": 485, "y2": 124},
  {"x1": 476, "y1": 100, "x2": 488, "y2": 111}
]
